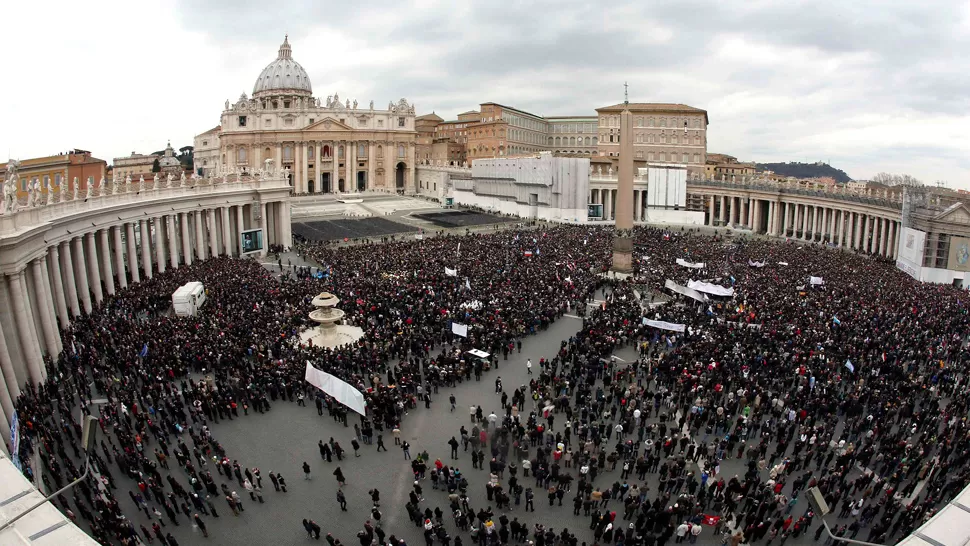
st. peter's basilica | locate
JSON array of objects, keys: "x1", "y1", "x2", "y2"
[{"x1": 201, "y1": 36, "x2": 417, "y2": 194}]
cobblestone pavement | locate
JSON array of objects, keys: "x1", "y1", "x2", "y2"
[{"x1": 84, "y1": 286, "x2": 854, "y2": 546}]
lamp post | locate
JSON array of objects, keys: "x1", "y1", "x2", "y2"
[{"x1": 0, "y1": 415, "x2": 98, "y2": 533}]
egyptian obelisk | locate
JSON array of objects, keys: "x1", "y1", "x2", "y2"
[{"x1": 611, "y1": 86, "x2": 635, "y2": 273}]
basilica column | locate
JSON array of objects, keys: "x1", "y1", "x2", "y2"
[
  {"x1": 48, "y1": 246, "x2": 69, "y2": 328},
  {"x1": 195, "y1": 210, "x2": 206, "y2": 261},
  {"x1": 331, "y1": 142, "x2": 339, "y2": 193},
  {"x1": 236, "y1": 205, "x2": 246, "y2": 254},
  {"x1": 368, "y1": 142, "x2": 377, "y2": 192},
  {"x1": 221, "y1": 207, "x2": 233, "y2": 256},
  {"x1": 180, "y1": 213, "x2": 193, "y2": 266},
  {"x1": 279, "y1": 202, "x2": 293, "y2": 249},
  {"x1": 207, "y1": 210, "x2": 218, "y2": 258},
  {"x1": 30, "y1": 259, "x2": 58, "y2": 359},
  {"x1": 139, "y1": 220, "x2": 153, "y2": 279},
  {"x1": 0, "y1": 320, "x2": 19, "y2": 423},
  {"x1": 112, "y1": 226, "x2": 127, "y2": 289},
  {"x1": 155, "y1": 217, "x2": 166, "y2": 274},
  {"x1": 707, "y1": 197, "x2": 715, "y2": 226},
  {"x1": 891, "y1": 221, "x2": 900, "y2": 259},
  {"x1": 125, "y1": 223, "x2": 140, "y2": 283},
  {"x1": 73, "y1": 237, "x2": 92, "y2": 313},
  {"x1": 99, "y1": 229, "x2": 115, "y2": 296},
  {"x1": 348, "y1": 141, "x2": 357, "y2": 191},
  {"x1": 85, "y1": 232, "x2": 103, "y2": 304},
  {"x1": 167, "y1": 216, "x2": 180, "y2": 268},
  {"x1": 259, "y1": 202, "x2": 269, "y2": 257},
  {"x1": 9, "y1": 271, "x2": 45, "y2": 385}
]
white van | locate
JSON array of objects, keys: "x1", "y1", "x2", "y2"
[{"x1": 172, "y1": 282, "x2": 206, "y2": 316}]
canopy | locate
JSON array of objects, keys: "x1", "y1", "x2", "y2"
[
  {"x1": 687, "y1": 280, "x2": 735, "y2": 297},
  {"x1": 467, "y1": 349, "x2": 490, "y2": 359},
  {"x1": 304, "y1": 363, "x2": 366, "y2": 415}
]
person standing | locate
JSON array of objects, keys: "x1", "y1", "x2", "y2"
[
  {"x1": 303, "y1": 462, "x2": 312, "y2": 480},
  {"x1": 334, "y1": 467, "x2": 347, "y2": 486},
  {"x1": 449, "y1": 437, "x2": 460, "y2": 460},
  {"x1": 402, "y1": 441, "x2": 411, "y2": 460},
  {"x1": 193, "y1": 514, "x2": 209, "y2": 538},
  {"x1": 526, "y1": 359, "x2": 533, "y2": 375},
  {"x1": 377, "y1": 434, "x2": 388, "y2": 452},
  {"x1": 450, "y1": 394, "x2": 456, "y2": 412},
  {"x1": 337, "y1": 489, "x2": 348, "y2": 511},
  {"x1": 352, "y1": 438, "x2": 361, "y2": 457}
]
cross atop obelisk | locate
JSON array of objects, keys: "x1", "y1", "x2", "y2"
[{"x1": 624, "y1": 82, "x2": 628, "y2": 105}]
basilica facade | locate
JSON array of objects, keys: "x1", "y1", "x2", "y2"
[{"x1": 203, "y1": 36, "x2": 417, "y2": 194}]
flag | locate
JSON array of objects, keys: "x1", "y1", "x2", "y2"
[
  {"x1": 457, "y1": 242, "x2": 461, "y2": 255},
  {"x1": 701, "y1": 515, "x2": 721, "y2": 526},
  {"x1": 832, "y1": 316, "x2": 841, "y2": 326},
  {"x1": 845, "y1": 360, "x2": 855, "y2": 373},
  {"x1": 139, "y1": 343, "x2": 149, "y2": 358},
  {"x1": 465, "y1": 278, "x2": 471, "y2": 291},
  {"x1": 524, "y1": 251, "x2": 533, "y2": 257}
]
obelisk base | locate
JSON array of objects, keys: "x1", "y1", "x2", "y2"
[{"x1": 611, "y1": 236, "x2": 634, "y2": 273}]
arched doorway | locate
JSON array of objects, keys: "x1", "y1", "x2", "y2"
[
  {"x1": 357, "y1": 172, "x2": 366, "y2": 192},
  {"x1": 338, "y1": 178, "x2": 345, "y2": 192},
  {"x1": 395, "y1": 162, "x2": 406, "y2": 191},
  {"x1": 321, "y1": 173, "x2": 331, "y2": 193},
  {"x1": 308, "y1": 177, "x2": 314, "y2": 193}
]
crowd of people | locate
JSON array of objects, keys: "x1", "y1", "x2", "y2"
[{"x1": 8, "y1": 221, "x2": 970, "y2": 546}]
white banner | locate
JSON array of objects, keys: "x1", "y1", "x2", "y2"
[
  {"x1": 687, "y1": 280, "x2": 735, "y2": 297},
  {"x1": 304, "y1": 363, "x2": 367, "y2": 415},
  {"x1": 664, "y1": 279, "x2": 709, "y2": 303},
  {"x1": 748, "y1": 260, "x2": 766, "y2": 268},
  {"x1": 810, "y1": 276, "x2": 825, "y2": 285},
  {"x1": 642, "y1": 319, "x2": 686, "y2": 333},
  {"x1": 778, "y1": 262, "x2": 789, "y2": 266},
  {"x1": 445, "y1": 267, "x2": 458, "y2": 277},
  {"x1": 676, "y1": 258, "x2": 706, "y2": 269},
  {"x1": 452, "y1": 322, "x2": 469, "y2": 337}
]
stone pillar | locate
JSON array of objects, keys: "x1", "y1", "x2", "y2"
[
  {"x1": 195, "y1": 210, "x2": 206, "y2": 261},
  {"x1": 38, "y1": 257, "x2": 62, "y2": 355},
  {"x1": 125, "y1": 223, "x2": 140, "y2": 283},
  {"x1": 73, "y1": 237, "x2": 92, "y2": 313},
  {"x1": 881, "y1": 218, "x2": 890, "y2": 256},
  {"x1": 85, "y1": 233, "x2": 103, "y2": 304},
  {"x1": 717, "y1": 196, "x2": 726, "y2": 225},
  {"x1": 140, "y1": 220, "x2": 153, "y2": 279},
  {"x1": 279, "y1": 201, "x2": 293, "y2": 249},
  {"x1": 155, "y1": 217, "x2": 167, "y2": 274},
  {"x1": 99, "y1": 229, "x2": 115, "y2": 296},
  {"x1": 332, "y1": 142, "x2": 339, "y2": 192},
  {"x1": 222, "y1": 207, "x2": 233, "y2": 256},
  {"x1": 612, "y1": 106, "x2": 634, "y2": 273},
  {"x1": 48, "y1": 245, "x2": 69, "y2": 327},
  {"x1": 208, "y1": 209, "x2": 219, "y2": 258},
  {"x1": 260, "y1": 202, "x2": 269, "y2": 257},
  {"x1": 0, "y1": 319, "x2": 20, "y2": 421},
  {"x1": 9, "y1": 271, "x2": 45, "y2": 385},
  {"x1": 892, "y1": 221, "x2": 900, "y2": 259},
  {"x1": 113, "y1": 226, "x2": 127, "y2": 290},
  {"x1": 368, "y1": 141, "x2": 377, "y2": 192},
  {"x1": 30, "y1": 259, "x2": 58, "y2": 358},
  {"x1": 708, "y1": 197, "x2": 715, "y2": 226},
  {"x1": 180, "y1": 212, "x2": 193, "y2": 266},
  {"x1": 168, "y1": 216, "x2": 180, "y2": 269}
]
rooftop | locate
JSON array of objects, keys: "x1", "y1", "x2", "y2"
[{"x1": 595, "y1": 102, "x2": 709, "y2": 123}]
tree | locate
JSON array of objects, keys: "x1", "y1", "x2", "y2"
[
  {"x1": 151, "y1": 158, "x2": 161, "y2": 173},
  {"x1": 871, "y1": 172, "x2": 922, "y2": 187},
  {"x1": 177, "y1": 146, "x2": 194, "y2": 171}
]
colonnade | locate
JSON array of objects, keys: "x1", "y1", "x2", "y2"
[
  {"x1": 0, "y1": 200, "x2": 292, "y2": 450},
  {"x1": 590, "y1": 188, "x2": 651, "y2": 222},
  {"x1": 703, "y1": 195, "x2": 901, "y2": 259}
]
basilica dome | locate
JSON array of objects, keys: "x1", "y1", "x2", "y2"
[{"x1": 252, "y1": 36, "x2": 312, "y2": 97}]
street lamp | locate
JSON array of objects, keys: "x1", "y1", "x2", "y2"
[
  {"x1": 805, "y1": 486, "x2": 887, "y2": 546},
  {"x1": 0, "y1": 415, "x2": 99, "y2": 533}
]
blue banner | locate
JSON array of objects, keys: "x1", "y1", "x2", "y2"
[{"x1": 10, "y1": 411, "x2": 21, "y2": 470}]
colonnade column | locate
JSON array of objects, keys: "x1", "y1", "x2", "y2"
[
  {"x1": 236, "y1": 205, "x2": 246, "y2": 254},
  {"x1": 139, "y1": 220, "x2": 152, "y2": 279},
  {"x1": 892, "y1": 222, "x2": 899, "y2": 259},
  {"x1": 195, "y1": 210, "x2": 206, "y2": 261},
  {"x1": 208, "y1": 210, "x2": 219, "y2": 258},
  {"x1": 155, "y1": 218, "x2": 167, "y2": 274},
  {"x1": 48, "y1": 246, "x2": 69, "y2": 328},
  {"x1": 881, "y1": 218, "x2": 890, "y2": 256},
  {"x1": 30, "y1": 259, "x2": 58, "y2": 359},
  {"x1": 99, "y1": 229, "x2": 115, "y2": 296},
  {"x1": 279, "y1": 201, "x2": 292, "y2": 249},
  {"x1": 811, "y1": 207, "x2": 819, "y2": 241},
  {"x1": 84, "y1": 233, "x2": 103, "y2": 304},
  {"x1": 708, "y1": 197, "x2": 715, "y2": 226},
  {"x1": 221, "y1": 207, "x2": 233, "y2": 256},
  {"x1": 0, "y1": 319, "x2": 19, "y2": 427},
  {"x1": 9, "y1": 271, "x2": 45, "y2": 384},
  {"x1": 167, "y1": 216, "x2": 180, "y2": 268},
  {"x1": 113, "y1": 226, "x2": 127, "y2": 290},
  {"x1": 180, "y1": 213, "x2": 193, "y2": 266},
  {"x1": 73, "y1": 237, "x2": 92, "y2": 313},
  {"x1": 124, "y1": 223, "x2": 139, "y2": 283}
]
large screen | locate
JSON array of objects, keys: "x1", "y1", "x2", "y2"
[
  {"x1": 948, "y1": 236, "x2": 970, "y2": 272},
  {"x1": 588, "y1": 203, "x2": 603, "y2": 219},
  {"x1": 896, "y1": 227, "x2": 925, "y2": 280},
  {"x1": 241, "y1": 228, "x2": 264, "y2": 254}
]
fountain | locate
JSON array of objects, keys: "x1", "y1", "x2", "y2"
[{"x1": 299, "y1": 292, "x2": 364, "y2": 348}]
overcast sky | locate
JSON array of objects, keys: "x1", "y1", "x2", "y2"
[{"x1": 3, "y1": 0, "x2": 969, "y2": 186}]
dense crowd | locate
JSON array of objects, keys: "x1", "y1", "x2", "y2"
[{"x1": 8, "y1": 223, "x2": 970, "y2": 546}]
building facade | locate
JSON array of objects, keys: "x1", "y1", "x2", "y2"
[
  {"x1": 1, "y1": 150, "x2": 106, "y2": 201},
  {"x1": 113, "y1": 151, "x2": 160, "y2": 181},
  {"x1": 546, "y1": 116, "x2": 598, "y2": 155},
  {"x1": 212, "y1": 36, "x2": 417, "y2": 194},
  {"x1": 193, "y1": 126, "x2": 221, "y2": 177},
  {"x1": 595, "y1": 103, "x2": 708, "y2": 176}
]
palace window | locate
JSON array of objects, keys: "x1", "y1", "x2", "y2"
[
  {"x1": 660, "y1": 118, "x2": 666, "y2": 127},
  {"x1": 377, "y1": 146, "x2": 383, "y2": 158},
  {"x1": 398, "y1": 145, "x2": 405, "y2": 158},
  {"x1": 283, "y1": 146, "x2": 293, "y2": 161},
  {"x1": 636, "y1": 151, "x2": 643, "y2": 159},
  {"x1": 54, "y1": 173, "x2": 61, "y2": 187},
  {"x1": 637, "y1": 117, "x2": 643, "y2": 127},
  {"x1": 202, "y1": 140, "x2": 208, "y2": 146},
  {"x1": 237, "y1": 147, "x2": 247, "y2": 162},
  {"x1": 338, "y1": 146, "x2": 344, "y2": 159},
  {"x1": 358, "y1": 144, "x2": 366, "y2": 157},
  {"x1": 309, "y1": 119, "x2": 314, "y2": 124},
  {"x1": 238, "y1": 116, "x2": 247, "y2": 127},
  {"x1": 43, "y1": 175, "x2": 49, "y2": 189},
  {"x1": 378, "y1": 120, "x2": 384, "y2": 128},
  {"x1": 398, "y1": 117, "x2": 406, "y2": 127},
  {"x1": 693, "y1": 153, "x2": 701, "y2": 164},
  {"x1": 284, "y1": 100, "x2": 290, "y2": 108},
  {"x1": 308, "y1": 147, "x2": 314, "y2": 160},
  {"x1": 284, "y1": 119, "x2": 294, "y2": 127},
  {"x1": 88, "y1": 176, "x2": 94, "y2": 188}
]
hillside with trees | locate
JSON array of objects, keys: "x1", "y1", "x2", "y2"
[{"x1": 755, "y1": 162, "x2": 851, "y2": 183}]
